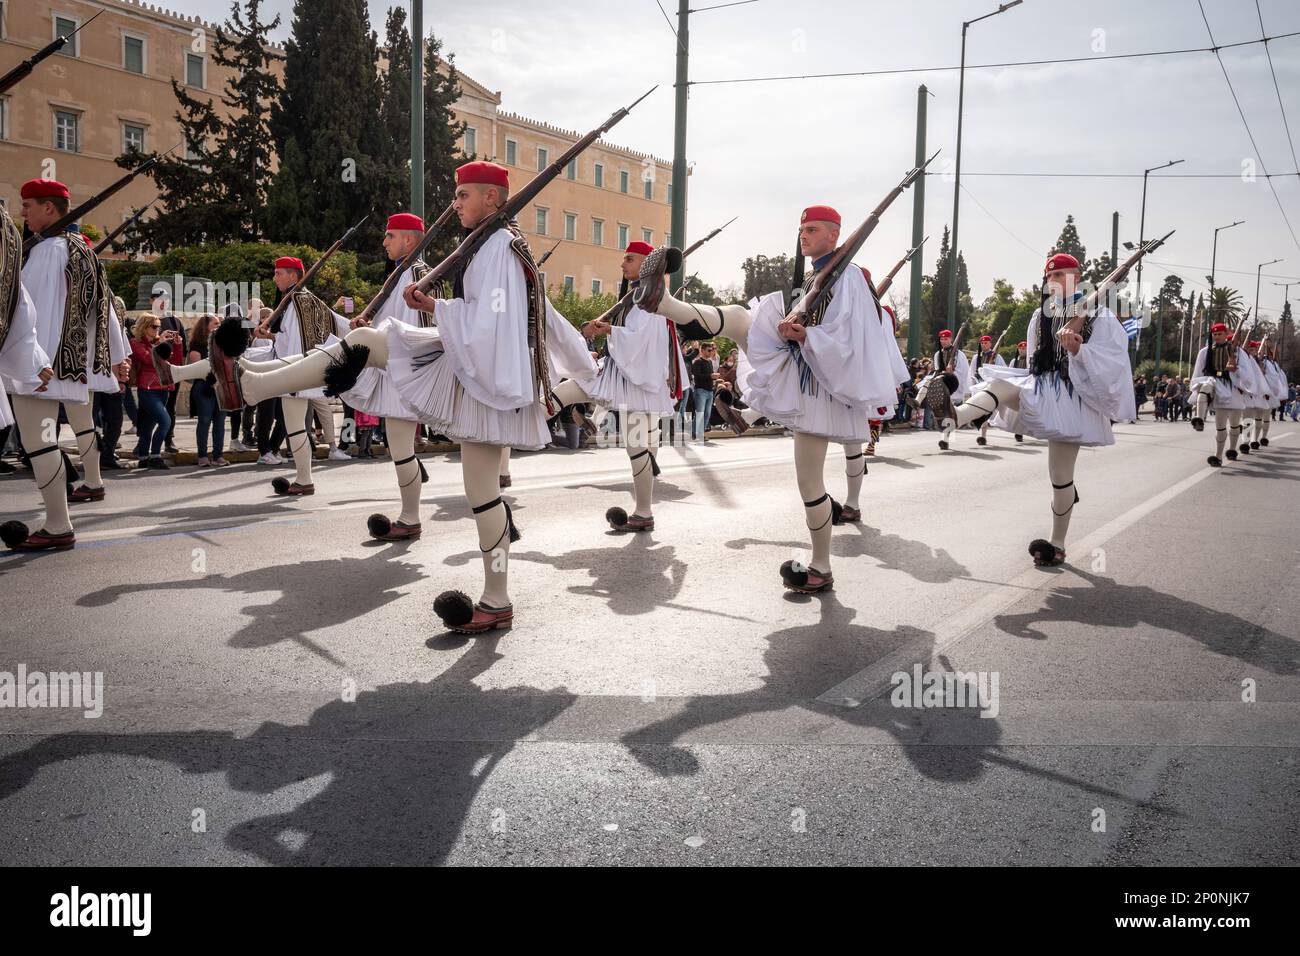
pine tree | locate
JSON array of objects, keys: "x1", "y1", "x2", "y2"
[
  {"x1": 1050, "y1": 214, "x2": 1087, "y2": 264},
  {"x1": 925, "y1": 225, "x2": 971, "y2": 338},
  {"x1": 117, "y1": 0, "x2": 281, "y2": 251},
  {"x1": 267, "y1": 0, "x2": 403, "y2": 250},
  {"x1": 381, "y1": 7, "x2": 413, "y2": 165},
  {"x1": 420, "y1": 32, "x2": 467, "y2": 260}
]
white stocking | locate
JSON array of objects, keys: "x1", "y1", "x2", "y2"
[
  {"x1": 1215, "y1": 416, "x2": 1229, "y2": 458},
  {"x1": 462, "y1": 441, "x2": 513, "y2": 607},
  {"x1": 280, "y1": 397, "x2": 314, "y2": 486},
  {"x1": 955, "y1": 378, "x2": 1019, "y2": 427},
  {"x1": 386, "y1": 417, "x2": 422, "y2": 525},
  {"x1": 239, "y1": 326, "x2": 389, "y2": 405},
  {"x1": 1194, "y1": 390, "x2": 1210, "y2": 420},
  {"x1": 169, "y1": 358, "x2": 210, "y2": 382},
  {"x1": 548, "y1": 378, "x2": 593, "y2": 409},
  {"x1": 625, "y1": 411, "x2": 658, "y2": 517},
  {"x1": 1047, "y1": 441, "x2": 1080, "y2": 550},
  {"x1": 1227, "y1": 408, "x2": 1243, "y2": 453},
  {"x1": 499, "y1": 445, "x2": 511, "y2": 479},
  {"x1": 65, "y1": 401, "x2": 102, "y2": 490},
  {"x1": 12, "y1": 395, "x2": 72, "y2": 535},
  {"x1": 793, "y1": 431, "x2": 832, "y2": 574},
  {"x1": 654, "y1": 290, "x2": 753, "y2": 354},
  {"x1": 842, "y1": 443, "x2": 865, "y2": 511}
]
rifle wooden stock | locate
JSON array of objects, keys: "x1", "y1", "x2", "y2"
[
  {"x1": 412, "y1": 87, "x2": 656, "y2": 298},
  {"x1": 873, "y1": 236, "x2": 927, "y2": 297},
  {"x1": 1068, "y1": 229, "x2": 1175, "y2": 335}
]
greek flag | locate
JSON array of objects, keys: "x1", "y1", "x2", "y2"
[{"x1": 1121, "y1": 316, "x2": 1141, "y2": 339}]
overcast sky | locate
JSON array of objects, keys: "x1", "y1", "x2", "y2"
[{"x1": 165, "y1": 0, "x2": 1300, "y2": 318}]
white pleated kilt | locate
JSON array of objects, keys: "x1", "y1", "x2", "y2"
[
  {"x1": 977, "y1": 364, "x2": 1115, "y2": 446},
  {"x1": 1189, "y1": 376, "x2": 1250, "y2": 411},
  {"x1": 587, "y1": 357, "x2": 678, "y2": 417},
  {"x1": 384, "y1": 321, "x2": 550, "y2": 450},
  {"x1": 335, "y1": 320, "x2": 415, "y2": 420}
]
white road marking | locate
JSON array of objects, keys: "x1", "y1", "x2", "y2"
[{"x1": 816, "y1": 431, "x2": 1292, "y2": 707}]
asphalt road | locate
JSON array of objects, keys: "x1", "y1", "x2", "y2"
[{"x1": 1, "y1": 416, "x2": 1297, "y2": 865}]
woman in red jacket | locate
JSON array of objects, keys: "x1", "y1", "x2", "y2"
[{"x1": 130, "y1": 313, "x2": 178, "y2": 469}]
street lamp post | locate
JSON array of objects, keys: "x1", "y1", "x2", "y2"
[
  {"x1": 1137, "y1": 159, "x2": 1183, "y2": 376},
  {"x1": 1254, "y1": 258, "x2": 1283, "y2": 340},
  {"x1": 946, "y1": 0, "x2": 1023, "y2": 330},
  {"x1": 1208, "y1": 219, "x2": 1245, "y2": 339}
]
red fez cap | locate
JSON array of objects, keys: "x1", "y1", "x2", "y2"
[
  {"x1": 386, "y1": 213, "x2": 424, "y2": 233},
  {"x1": 1017, "y1": 341, "x2": 1027, "y2": 349},
  {"x1": 800, "y1": 205, "x2": 841, "y2": 227},
  {"x1": 1210, "y1": 322, "x2": 1229, "y2": 334},
  {"x1": 625, "y1": 241, "x2": 653, "y2": 256},
  {"x1": 980, "y1": 335, "x2": 993, "y2": 343},
  {"x1": 938, "y1": 329, "x2": 953, "y2": 339},
  {"x1": 1045, "y1": 252, "x2": 1081, "y2": 273},
  {"x1": 21, "y1": 179, "x2": 69, "y2": 201},
  {"x1": 274, "y1": 256, "x2": 304, "y2": 272},
  {"x1": 1247, "y1": 340, "x2": 1262, "y2": 348},
  {"x1": 456, "y1": 161, "x2": 509, "y2": 189}
]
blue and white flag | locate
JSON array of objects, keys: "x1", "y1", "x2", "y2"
[{"x1": 1121, "y1": 317, "x2": 1141, "y2": 339}]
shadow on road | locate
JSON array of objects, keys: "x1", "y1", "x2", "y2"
[{"x1": 0, "y1": 638, "x2": 575, "y2": 865}]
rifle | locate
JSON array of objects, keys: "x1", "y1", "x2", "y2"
[
  {"x1": 536, "y1": 239, "x2": 562, "y2": 268},
  {"x1": 353, "y1": 204, "x2": 456, "y2": 326},
  {"x1": 785, "y1": 230, "x2": 806, "y2": 313},
  {"x1": 0, "y1": 11, "x2": 102, "y2": 95},
  {"x1": 1065, "y1": 229, "x2": 1175, "y2": 336},
  {"x1": 22, "y1": 146, "x2": 178, "y2": 254},
  {"x1": 790, "y1": 151, "x2": 939, "y2": 328},
  {"x1": 584, "y1": 217, "x2": 737, "y2": 333},
  {"x1": 873, "y1": 235, "x2": 928, "y2": 297},
  {"x1": 408, "y1": 87, "x2": 657, "y2": 301},
  {"x1": 93, "y1": 199, "x2": 158, "y2": 254},
  {"x1": 946, "y1": 321, "x2": 969, "y2": 371},
  {"x1": 263, "y1": 216, "x2": 368, "y2": 333}
]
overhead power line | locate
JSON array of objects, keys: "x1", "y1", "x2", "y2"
[{"x1": 690, "y1": 28, "x2": 1300, "y2": 86}]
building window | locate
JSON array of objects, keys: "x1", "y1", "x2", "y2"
[
  {"x1": 54, "y1": 110, "x2": 79, "y2": 152},
  {"x1": 594, "y1": 163, "x2": 604, "y2": 188},
  {"x1": 667, "y1": 182, "x2": 673, "y2": 205},
  {"x1": 564, "y1": 213, "x2": 576, "y2": 241},
  {"x1": 642, "y1": 228, "x2": 652, "y2": 244},
  {"x1": 620, "y1": 170, "x2": 629, "y2": 194},
  {"x1": 591, "y1": 219, "x2": 603, "y2": 246},
  {"x1": 186, "y1": 52, "x2": 205, "y2": 88},
  {"x1": 0, "y1": 2, "x2": 5, "y2": 41},
  {"x1": 464, "y1": 127, "x2": 476, "y2": 155},
  {"x1": 592, "y1": 279, "x2": 602, "y2": 296},
  {"x1": 563, "y1": 276, "x2": 575, "y2": 294},
  {"x1": 535, "y1": 207, "x2": 548, "y2": 236},
  {"x1": 537, "y1": 147, "x2": 548, "y2": 171},
  {"x1": 0, "y1": 98, "x2": 7, "y2": 141},
  {"x1": 644, "y1": 178, "x2": 653, "y2": 200},
  {"x1": 617, "y1": 224, "x2": 629, "y2": 249},
  {"x1": 184, "y1": 138, "x2": 202, "y2": 161},
  {"x1": 123, "y1": 123, "x2": 145, "y2": 153},
  {"x1": 55, "y1": 15, "x2": 79, "y2": 57},
  {"x1": 505, "y1": 139, "x2": 517, "y2": 165},
  {"x1": 123, "y1": 34, "x2": 145, "y2": 74},
  {"x1": 566, "y1": 159, "x2": 576, "y2": 180}
]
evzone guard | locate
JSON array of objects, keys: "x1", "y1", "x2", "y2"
[
  {"x1": 2, "y1": 180, "x2": 131, "y2": 552},
  {"x1": 966, "y1": 334, "x2": 1005, "y2": 446},
  {"x1": 210, "y1": 161, "x2": 598, "y2": 633},
  {"x1": 1238, "y1": 339, "x2": 1273, "y2": 454},
  {"x1": 1190, "y1": 322, "x2": 1263, "y2": 468},
  {"x1": 634, "y1": 190, "x2": 919, "y2": 593},
  {"x1": 1254, "y1": 341, "x2": 1288, "y2": 447},
  {"x1": 946, "y1": 250, "x2": 1138, "y2": 567},
  {"x1": 547, "y1": 239, "x2": 687, "y2": 533},
  {"x1": 164, "y1": 213, "x2": 442, "y2": 540}
]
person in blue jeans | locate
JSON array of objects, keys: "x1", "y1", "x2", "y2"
[
  {"x1": 689, "y1": 341, "x2": 719, "y2": 442},
  {"x1": 128, "y1": 313, "x2": 176, "y2": 469},
  {"x1": 187, "y1": 315, "x2": 229, "y2": 467}
]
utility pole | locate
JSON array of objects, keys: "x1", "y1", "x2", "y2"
[
  {"x1": 410, "y1": 1, "x2": 424, "y2": 219},
  {"x1": 669, "y1": 0, "x2": 690, "y2": 294},
  {"x1": 908, "y1": 85, "x2": 930, "y2": 359}
]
